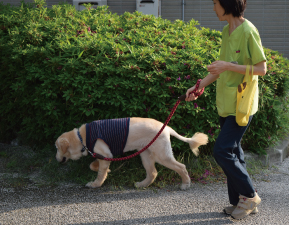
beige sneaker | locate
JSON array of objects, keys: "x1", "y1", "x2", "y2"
[
  {"x1": 231, "y1": 193, "x2": 261, "y2": 219},
  {"x1": 224, "y1": 205, "x2": 258, "y2": 215}
]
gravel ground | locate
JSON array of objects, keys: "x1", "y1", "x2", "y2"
[{"x1": 0, "y1": 156, "x2": 288, "y2": 225}]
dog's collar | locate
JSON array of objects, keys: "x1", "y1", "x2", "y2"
[
  {"x1": 77, "y1": 129, "x2": 89, "y2": 154},
  {"x1": 77, "y1": 129, "x2": 105, "y2": 159}
]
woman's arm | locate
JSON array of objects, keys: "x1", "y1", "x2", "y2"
[
  {"x1": 185, "y1": 60, "x2": 267, "y2": 102},
  {"x1": 207, "y1": 60, "x2": 267, "y2": 76}
]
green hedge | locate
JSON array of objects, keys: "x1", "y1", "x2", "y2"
[{"x1": 0, "y1": 1, "x2": 289, "y2": 154}]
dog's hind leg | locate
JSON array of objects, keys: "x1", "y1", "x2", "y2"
[
  {"x1": 135, "y1": 150, "x2": 158, "y2": 188},
  {"x1": 86, "y1": 160, "x2": 111, "y2": 188},
  {"x1": 152, "y1": 132, "x2": 191, "y2": 190},
  {"x1": 157, "y1": 156, "x2": 191, "y2": 190},
  {"x1": 153, "y1": 140, "x2": 191, "y2": 190}
]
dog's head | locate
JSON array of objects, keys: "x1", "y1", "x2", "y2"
[{"x1": 55, "y1": 129, "x2": 87, "y2": 163}]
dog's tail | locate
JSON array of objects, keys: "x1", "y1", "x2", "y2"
[{"x1": 169, "y1": 128, "x2": 208, "y2": 156}]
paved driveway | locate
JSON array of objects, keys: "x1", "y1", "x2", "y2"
[{"x1": 0, "y1": 158, "x2": 288, "y2": 225}]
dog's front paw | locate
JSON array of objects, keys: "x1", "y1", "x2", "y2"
[
  {"x1": 85, "y1": 181, "x2": 101, "y2": 188},
  {"x1": 180, "y1": 182, "x2": 191, "y2": 190}
]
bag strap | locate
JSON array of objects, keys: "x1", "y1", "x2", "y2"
[{"x1": 244, "y1": 65, "x2": 254, "y2": 83}]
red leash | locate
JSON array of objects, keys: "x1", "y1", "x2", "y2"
[{"x1": 88, "y1": 79, "x2": 204, "y2": 161}]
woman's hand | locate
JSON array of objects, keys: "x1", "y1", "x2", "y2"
[
  {"x1": 185, "y1": 85, "x2": 202, "y2": 102},
  {"x1": 207, "y1": 60, "x2": 230, "y2": 76},
  {"x1": 185, "y1": 73, "x2": 219, "y2": 102}
]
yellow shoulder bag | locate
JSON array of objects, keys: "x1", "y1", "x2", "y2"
[{"x1": 236, "y1": 65, "x2": 257, "y2": 126}]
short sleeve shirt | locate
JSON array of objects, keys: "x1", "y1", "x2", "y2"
[{"x1": 216, "y1": 19, "x2": 266, "y2": 117}]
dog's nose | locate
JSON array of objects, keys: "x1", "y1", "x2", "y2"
[{"x1": 61, "y1": 157, "x2": 66, "y2": 163}]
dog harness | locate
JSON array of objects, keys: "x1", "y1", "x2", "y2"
[{"x1": 86, "y1": 118, "x2": 130, "y2": 157}]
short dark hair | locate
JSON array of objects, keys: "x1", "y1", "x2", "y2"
[{"x1": 218, "y1": 0, "x2": 247, "y2": 17}]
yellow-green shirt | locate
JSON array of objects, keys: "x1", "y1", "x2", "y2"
[{"x1": 216, "y1": 19, "x2": 266, "y2": 117}]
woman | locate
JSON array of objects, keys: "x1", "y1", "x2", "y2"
[{"x1": 185, "y1": 0, "x2": 267, "y2": 220}]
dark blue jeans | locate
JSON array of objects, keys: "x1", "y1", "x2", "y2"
[{"x1": 213, "y1": 115, "x2": 255, "y2": 205}]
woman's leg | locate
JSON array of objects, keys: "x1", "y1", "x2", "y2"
[
  {"x1": 219, "y1": 117, "x2": 247, "y2": 205},
  {"x1": 226, "y1": 140, "x2": 248, "y2": 205},
  {"x1": 214, "y1": 115, "x2": 255, "y2": 205}
]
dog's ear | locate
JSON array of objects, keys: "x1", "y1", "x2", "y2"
[{"x1": 58, "y1": 138, "x2": 70, "y2": 154}]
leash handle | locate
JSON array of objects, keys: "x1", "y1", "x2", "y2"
[{"x1": 178, "y1": 79, "x2": 204, "y2": 101}]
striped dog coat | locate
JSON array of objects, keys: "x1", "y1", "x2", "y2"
[{"x1": 86, "y1": 118, "x2": 130, "y2": 157}]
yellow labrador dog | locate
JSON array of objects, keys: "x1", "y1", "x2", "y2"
[{"x1": 55, "y1": 117, "x2": 208, "y2": 189}]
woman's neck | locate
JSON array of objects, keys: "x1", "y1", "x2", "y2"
[{"x1": 226, "y1": 16, "x2": 245, "y2": 35}]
